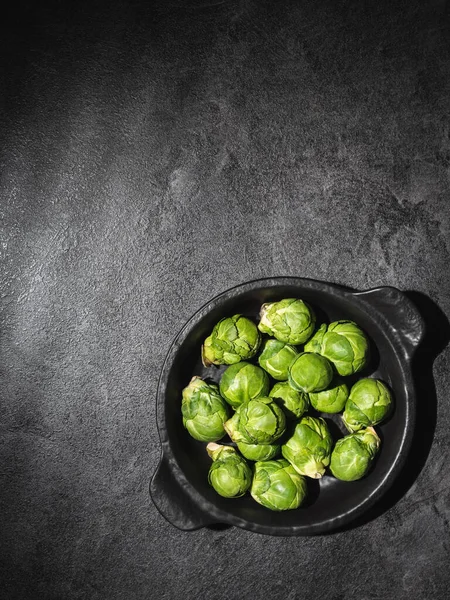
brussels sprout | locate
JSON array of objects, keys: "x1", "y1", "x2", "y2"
[
  {"x1": 207, "y1": 443, "x2": 252, "y2": 498},
  {"x1": 237, "y1": 441, "x2": 280, "y2": 461},
  {"x1": 223, "y1": 409, "x2": 247, "y2": 443},
  {"x1": 342, "y1": 378, "x2": 393, "y2": 432},
  {"x1": 288, "y1": 352, "x2": 333, "y2": 393},
  {"x1": 330, "y1": 427, "x2": 380, "y2": 481},
  {"x1": 202, "y1": 314, "x2": 261, "y2": 367},
  {"x1": 269, "y1": 381, "x2": 309, "y2": 420},
  {"x1": 258, "y1": 298, "x2": 315, "y2": 345},
  {"x1": 181, "y1": 377, "x2": 230, "y2": 442},
  {"x1": 309, "y1": 379, "x2": 349, "y2": 414},
  {"x1": 282, "y1": 416, "x2": 333, "y2": 478},
  {"x1": 304, "y1": 320, "x2": 370, "y2": 376},
  {"x1": 224, "y1": 397, "x2": 286, "y2": 445},
  {"x1": 258, "y1": 339, "x2": 299, "y2": 381},
  {"x1": 219, "y1": 362, "x2": 270, "y2": 409},
  {"x1": 251, "y1": 459, "x2": 308, "y2": 511}
]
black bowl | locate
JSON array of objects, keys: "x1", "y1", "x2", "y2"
[{"x1": 150, "y1": 277, "x2": 425, "y2": 535}]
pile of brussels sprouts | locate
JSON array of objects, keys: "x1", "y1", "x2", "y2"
[{"x1": 181, "y1": 299, "x2": 393, "y2": 512}]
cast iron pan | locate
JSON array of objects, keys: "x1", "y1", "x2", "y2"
[{"x1": 150, "y1": 277, "x2": 425, "y2": 535}]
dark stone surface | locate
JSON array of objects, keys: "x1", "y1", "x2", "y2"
[{"x1": 1, "y1": 1, "x2": 449, "y2": 598}]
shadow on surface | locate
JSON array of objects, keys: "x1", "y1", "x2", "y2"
[
  {"x1": 206, "y1": 523, "x2": 232, "y2": 531},
  {"x1": 333, "y1": 291, "x2": 449, "y2": 533}
]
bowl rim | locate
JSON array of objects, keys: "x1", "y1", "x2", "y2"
[{"x1": 153, "y1": 276, "x2": 423, "y2": 535}]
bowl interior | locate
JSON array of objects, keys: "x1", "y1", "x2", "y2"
[{"x1": 162, "y1": 283, "x2": 410, "y2": 531}]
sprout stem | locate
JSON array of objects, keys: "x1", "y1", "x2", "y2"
[
  {"x1": 201, "y1": 345, "x2": 213, "y2": 367},
  {"x1": 206, "y1": 442, "x2": 223, "y2": 458}
]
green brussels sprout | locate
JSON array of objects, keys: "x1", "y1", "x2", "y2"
[
  {"x1": 258, "y1": 298, "x2": 316, "y2": 345},
  {"x1": 288, "y1": 352, "x2": 333, "y2": 393},
  {"x1": 207, "y1": 443, "x2": 252, "y2": 498},
  {"x1": 309, "y1": 378, "x2": 349, "y2": 414},
  {"x1": 342, "y1": 378, "x2": 393, "y2": 432},
  {"x1": 219, "y1": 362, "x2": 270, "y2": 409},
  {"x1": 330, "y1": 427, "x2": 380, "y2": 481},
  {"x1": 237, "y1": 441, "x2": 280, "y2": 461},
  {"x1": 223, "y1": 409, "x2": 247, "y2": 443},
  {"x1": 269, "y1": 381, "x2": 309, "y2": 420},
  {"x1": 224, "y1": 397, "x2": 286, "y2": 445},
  {"x1": 282, "y1": 416, "x2": 333, "y2": 478},
  {"x1": 202, "y1": 314, "x2": 261, "y2": 367},
  {"x1": 258, "y1": 339, "x2": 299, "y2": 381},
  {"x1": 181, "y1": 377, "x2": 230, "y2": 442},
  {"x1": 251, "y1": 459, "x2": 308, "y2": 511},
  {"x1": 304, "y1": 320, "x2": 370, "y2": 376}
]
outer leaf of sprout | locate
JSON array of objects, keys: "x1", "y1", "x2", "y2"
[
  {"x1": 330, "y1": 427, "x2": 381, "y2": 481},
  {"x1": 202, "y1": 314, "x2": 261, "y2": 366},
  {"x1": 250, "y1": 459, "x2": 308, "y2": 511},
  {"x1": 258, "y1": 339, "x2": 299, "y2": 381},
  {"x1": 342, "y1": 378, "x2": 393, "y2": 432},
  {"x1": 181, "y1": 377, "x2": 230, "y2": 442},
  {"x1": 281, "y1": 416, "x2": 333, "y2": 478},
  {"x1": 207, "y1": 443, "x2": 252, "y2": 498},
  {"x1": 223, "y1": 408, "x2": 251, "y2": 444},
  {"x1": 304, "y1": 320, "x2": 370, "y2": 376},
  {"x1": 288, "y1": 352, "x2": 333, "y2": 393},
  {"x1": 309, "y1": 379, "x2": 349, "y2": 413},
  {"x1": 236, "y1": 441, "x2": 280, "y2": 461},
  {"x1": 257, "y1": 299, "x2": 316, "y2": 345},
  {"x1": 225, "y1": 397, "x2": 286, "y2": 445},
  {"x1": 269, "y1": 381, "x2": 309, "y2": 420},
  {"x1": 219, "y1": 361, "x2": 270, "y2": 409}
]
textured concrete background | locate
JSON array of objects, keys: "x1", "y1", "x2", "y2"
[{"x1": 1, "y1": 0, "x2": 450, "y2": 598}]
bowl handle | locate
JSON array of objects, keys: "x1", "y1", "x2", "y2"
[
  {"x1": 150, "y1": 453, "x2": 216, "y2": 531},
  {"x1": 353, "y1": 286, "x2": 426, "y2": 357}
]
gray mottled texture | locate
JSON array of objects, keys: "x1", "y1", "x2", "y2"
[{"x1": 1, "y1": 0, "x2": 449, "y2": 598}]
